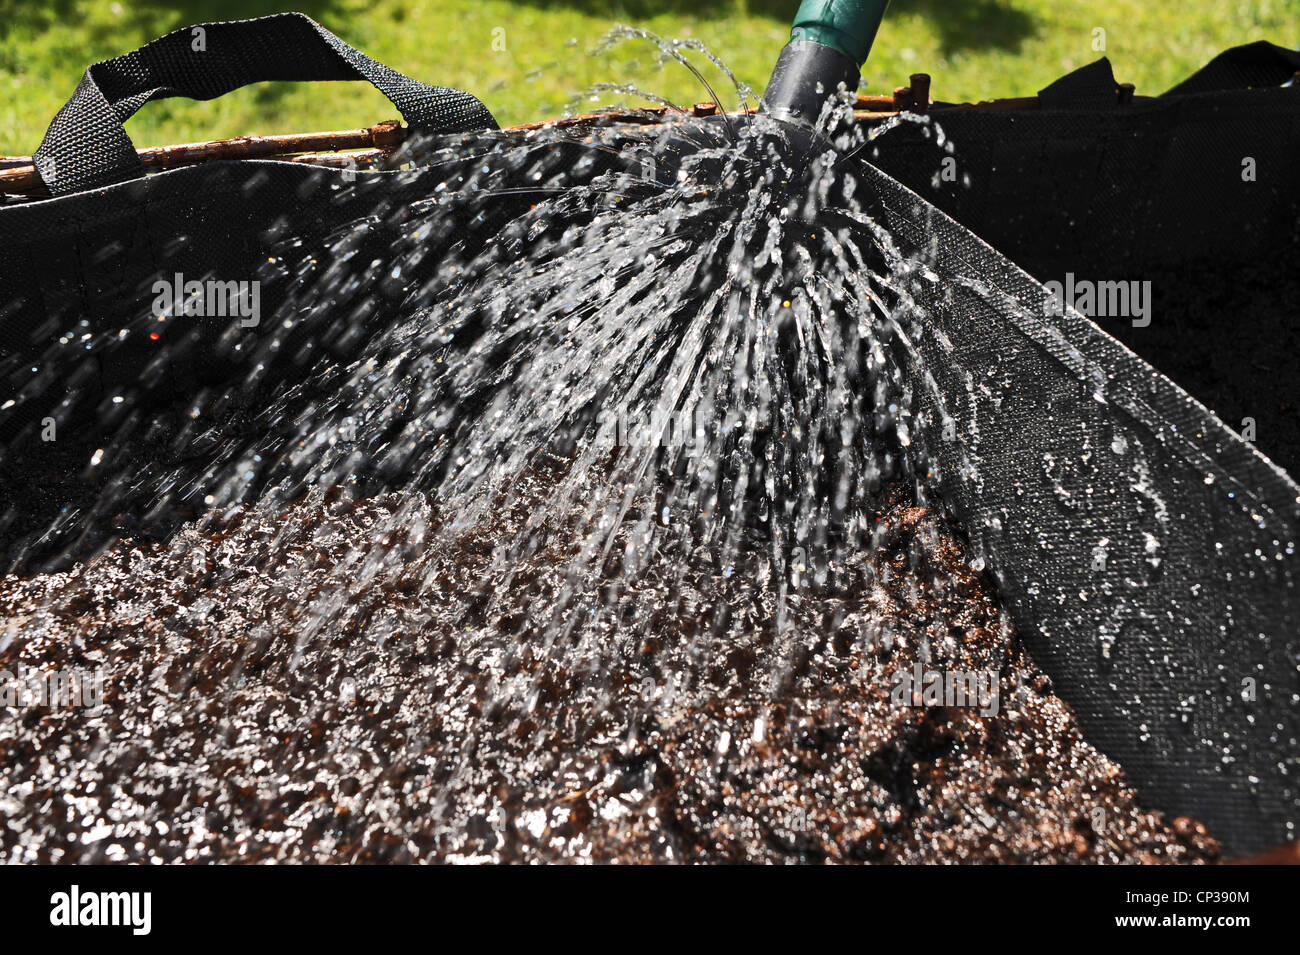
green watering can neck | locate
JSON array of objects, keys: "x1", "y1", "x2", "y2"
[{"x1": 762, "y1": 0, "x2": 890, "y2": 125}]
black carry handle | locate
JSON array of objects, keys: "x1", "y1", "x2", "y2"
[{"x1": 33, "y1": 12, "x2": 498, "y2": 196}]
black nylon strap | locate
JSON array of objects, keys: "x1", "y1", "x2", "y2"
[{"x1": 33, "y1": 12, "x2": 498, "y2": 196}]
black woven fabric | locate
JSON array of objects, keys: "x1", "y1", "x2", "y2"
[
  {"x1": 0, "y1": 137, "x2": 610, "y2": 565},
  {"x1": 1164, "y1": 41, "x2": 1300, "y2": 96},
  {"x1": 850, "y1": 43, "x2": 1300, "y2": 853},
  {"x1": 32, "y1": 12, "x2": 497, "y2": 196},
  {"x1": 868, "y1": 47, "x2": 1300, "y2": 479},
  {"x1": 1038, "y1": 57, "x2": 1118, "y2": 108},
  {"x1": 864, "y1": 159, "x2": 1298, "y2": 855}
]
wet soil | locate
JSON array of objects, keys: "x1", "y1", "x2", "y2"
[{"x1": 0, "y1": 473, "x2": 1218, "y2": 863}]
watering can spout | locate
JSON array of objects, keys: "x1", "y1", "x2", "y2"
[{"x1": 761, "y1": 0, "x2": 890, "y2": 125}]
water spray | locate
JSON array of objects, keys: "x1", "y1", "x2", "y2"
[
  {"x1": 761, "y1": 0, "x2": 890, "y2": 124},
  {"x1": 2, "y1": 7, "x2": 1297, "y2": 867}
]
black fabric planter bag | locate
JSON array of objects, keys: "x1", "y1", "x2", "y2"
[
  {"x1": 0, "y1": 13, "x2": 535, "y2": 564},
  {"x1": 861, "y1": 42, "x2": 1300, "y2": 855},
  {"x1": 868, "y1": 41, "x2": 1300, "y2": 479},
  {"x1": 1, "y1": 12, "x2": 499, "y2": 424},
  {"x1": 1, "y1": 18, "x2": 1297, "y2": 855}
]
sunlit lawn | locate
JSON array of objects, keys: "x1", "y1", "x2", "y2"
[{"x1": 0, "y1": 0, "x2": 1293, "y2": 153}]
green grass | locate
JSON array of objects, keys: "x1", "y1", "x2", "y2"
[{"x1": 0, "y1": 0, "x2": 1294, "y2": 154}]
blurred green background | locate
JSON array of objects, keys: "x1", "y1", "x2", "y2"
[{"x1": 1, "y1": 0, "x2": 1294, "y2": 154}]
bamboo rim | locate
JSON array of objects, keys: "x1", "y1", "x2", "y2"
[{"x1": 0, "y1": 76, "x2": 1145, "y2": 198}]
